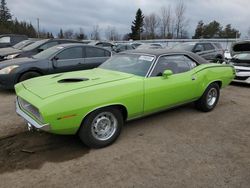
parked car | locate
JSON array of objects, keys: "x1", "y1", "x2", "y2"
[
  {"x1": 112, "y1": 43, "x2": 135, "y2": 53},
  {"x1": 228, "y1": 41, "x2": 250, "y2": 84},
  {"x1": 0, "y1": 39, "x2": 37, "y2": 61},
  {"x1": 131, "y1": 42, "x2": 142, "y2": 49},
  {"x1": 88, "y1": 41, "x2": 115, "y2": 51},
  {"x1": 0, "y1": 39, "x2": 84, "y2": 61},
  {"x1": 0, "y1": 43, "x2": 111, "y2": 89},
  {"x1": 172, "y1": 42, "x2": 224, "y2": 63},
  {"x1": 137, "y1": 43, "x2": 164, "y2": 50},
  {"x1": 15, "y1": 49, "x2": 235, "y2": 148},
  {"x1": 0, "y1": 34, "x2": 28, "y2": 48}
]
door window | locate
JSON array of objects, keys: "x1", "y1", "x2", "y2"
[
  {"x1": 203, "y1": 43, "x2": 215, "y2": 50},
  {"x1": 151, "y1": 55, "x2": 197, "y2": 77},
  {"x1": 57, "y1": 47, "x2": 83, "y2": 60},
  {"x1": 86, "y1": 47, "x2": 110, "y2": 57}
]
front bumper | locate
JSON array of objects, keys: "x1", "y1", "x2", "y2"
[
  {"x1": 233, "y1": 66, "x2": 250, "y2": 84},
  {"x1": 16, "y1": 98, "x2": 51, "y2": 131}
]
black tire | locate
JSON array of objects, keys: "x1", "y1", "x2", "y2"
[
  {"x1": 18, "y1": 71, "x2": 41, "y2": 83},
  {"x1": 195, "y1": 83, "x2": 220, "y2": 112},
  {"x1": 78, "y1": 107, "x2": 123, "y2": 148},
  {"x1": 214, "y1": 56, "x2": 223, "y2": 64}
]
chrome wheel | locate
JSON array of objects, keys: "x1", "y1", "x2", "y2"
[
  {"x1": 91, "y1": 112, "x2": 118, "y2": 141},
  {"x1": 206, "y1": 88, "x2": 218, "y2": 107}
]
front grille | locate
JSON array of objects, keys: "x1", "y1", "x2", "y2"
[
  {"x1": 234, "y1": 76, "x2": 249, "y2": 81},
  {"x1": 18, "y1": 97, "x2": 43, "y2": 123}
]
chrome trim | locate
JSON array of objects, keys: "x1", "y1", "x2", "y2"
[{"x1": 16, "y1": 98, "x2": 50, "y2": 131}]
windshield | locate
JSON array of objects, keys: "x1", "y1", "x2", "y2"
[
  {"x1": 172, "y1": 43, "x2": 195, "y2": 51},
  {"x1": 99, "y1": 53, "x2": 155, "y2": 76},
  {"x1": 12, "y1": 40, "x2": 31, "y2": 49},
  {"x1": 234, "y1": 53, "x2": 250, "y2": 61},
  {"x1": 22, "y1": 39, "x2": 49, "y2": 51},
  {"x1": 33, "y1": 46, "x2": 64, "y2": 59}
]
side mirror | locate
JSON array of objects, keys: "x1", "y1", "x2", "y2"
[
  {"x1": 163, "y1": 70, "x2": 173, "y2": 78},
  {"x1": 51, "y1": 56, "x2": 59, "y2": 68}
]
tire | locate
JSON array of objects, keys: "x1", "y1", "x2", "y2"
[
  {"x1": 18, "y1": 71, "x2": 41, "y2": 83},
  {"x1": 78, "y1": 107, "x2": 123, "y2": 148},
  {"x1": 195, "y1": 83, "x2": 220, "y2": 112},
  {"x1": 214, "y1": 56, "x2": 223, "y2": 64}
]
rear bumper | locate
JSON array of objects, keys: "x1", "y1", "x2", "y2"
[{"x1": 16, "y1": 98, "x2": 51, "y2": 131}]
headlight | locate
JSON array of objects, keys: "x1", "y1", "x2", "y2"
[
  {"x1": 5, "y1": 53, "x2": 20, "y2": 60},
  {"x1": 0, "y1": 65, "x2": 19, "y2": 74}
]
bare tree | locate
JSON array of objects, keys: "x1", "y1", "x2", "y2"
[
  {"x1": 105, "y1": 26, "x2": 120, "y2": 41},
  {"x1": 160, "y1": 5, "x2": 171, "y2": 38},
  {"x1": 175, "y1": 0, "x2": 187, "y2": 39},
  {"x1": 74, "y1": 27, "x2": 88, "y2": 40},
  {"x1": 91, "y1": 25, "x2": 100, "y2": 40},
  {"x1": 64, "y1": 29, "x2": 74, "y2": 39},
  {"x1": 144, "y1": 13, "x2": 160, "y2": 39}
]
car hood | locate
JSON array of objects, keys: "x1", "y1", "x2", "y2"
[
  {"x1": 21, "y1": 68, "x2": 134, "y2": 99},
  {"x1": 0, "y1": 57, "x2": 36, "y2": 68},
  {"x1": 231, "y1": 41, "x2": 250, "y2": 57},
  {"x1": 0, "y1": 48, "x2": 21, "y2": 57}
]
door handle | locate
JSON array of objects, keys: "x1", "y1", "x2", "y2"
[{"x1": 192, "y1": 76, "x2": 196, "y2": 81}]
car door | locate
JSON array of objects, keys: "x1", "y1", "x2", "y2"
[
  {"x1": 84, "y1": 47, "x2": 111, "y2": 68},
  {"x1": 203, "y1": 43, "x2": 216, "y2": 60},
  {"x1": 52, "y1": 46, "x2": 85, "y2": 73},
  {"x1": 144, "y1": 55, "x2": 198, "y2": 114}
]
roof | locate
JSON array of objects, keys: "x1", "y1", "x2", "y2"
[{"x1": 122, "y1": 49, "x2": 209, "y2": 64}]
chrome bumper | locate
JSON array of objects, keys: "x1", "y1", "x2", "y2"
[{"x1": 16, "y1": 99, "x2": 50, "y2": 131}]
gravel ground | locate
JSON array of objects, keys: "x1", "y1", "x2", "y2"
[{"x1": 0, "y1": 84, "x2": 249, "y2": 188}]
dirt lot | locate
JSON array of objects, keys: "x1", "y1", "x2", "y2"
[{"x1": 0, "y1": 84, "x2": 249, "y2": 188}]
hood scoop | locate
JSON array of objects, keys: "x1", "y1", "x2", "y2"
[{"x1": 58, "y1": 78, "x2": 89, "y2": 83}]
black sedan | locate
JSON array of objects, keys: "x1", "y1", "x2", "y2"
[
  {"x1": 0, "y1": 38, "x2": 84, "y2": 61},
  {"x1": 0, "y1": 39, "x2": 36, "y2": 61},
  {"x1": 0, "y1": 43, "x2": 111, "y2": 89}
]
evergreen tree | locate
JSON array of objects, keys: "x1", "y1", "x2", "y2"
[
  {"x1": 130, "y1": 8, "x2": 144, "y2": 40},
  {"x1": 0, "y1": 0, "x2": 11, "y2": 23},
  {"x1": 220, "y1": 24, "x2": 240, "y2": 38},
  {"x1": 203, "y1": 20, "x2": 222, "y2": 38},
  {"x1": 58, "y1": 29, "x2": 64, "y2": 39},
  {"x1": 193, "y1": 20, "x2": 204, "y2": 39}
]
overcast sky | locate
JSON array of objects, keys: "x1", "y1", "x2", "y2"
[{"x1": 7, "y1": 0, "x2": 250, "y2": 38}]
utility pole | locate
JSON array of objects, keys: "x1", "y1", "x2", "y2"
[{"x1": 37, "y1": 18, "x2": 40, "y2": 38}]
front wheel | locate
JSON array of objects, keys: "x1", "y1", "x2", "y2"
[
  {"x1": 18, "y1": 71, "x2": 41, "y2": 83},
  {"x1": 78, "y1": 107, "x2": 123, "y2": 148},
  {"x1": 195, "y1": 83, "x2": 220, "y2": 112}
]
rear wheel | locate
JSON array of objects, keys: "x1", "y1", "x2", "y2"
[
  {"x1": 18, "y1": 71, "x2": 41, "y2": 83},
  {"x1": 78, "y1": 107, "x2": 123, "y2": 148},
  {"x1": 195, "y1": 83, "x2": 220, "y2": 112}
]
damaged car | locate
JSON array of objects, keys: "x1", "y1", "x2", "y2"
[{"x1": 228, "y1": 41, "x2": 250, "y2": 84}]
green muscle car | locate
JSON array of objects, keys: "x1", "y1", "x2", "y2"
[{"x1": 15, "y1": 49, "x2": 235, "y2": 148}]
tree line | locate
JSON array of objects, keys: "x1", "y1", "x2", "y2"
[{"x1": 0, "y1": 0, "x2": 243, "y2": 41}]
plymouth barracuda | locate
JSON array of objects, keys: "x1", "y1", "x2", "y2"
[{"x1": 15, "y1": 49, "x2": 235, "y2": 148}]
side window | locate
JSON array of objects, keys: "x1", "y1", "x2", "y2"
[
  {"x1": 57, "y1": 47, "x2": 83, "y2": 60},
  {"x1": 194, "y1": 44, "x2": 204, "y2": 52},
  {"x1": 86, "y1": 47, "x2": 109, "y2": 58},
  {"x1": 0, "y1": 37, "x2": 10, "y2": 43},
  {"x1": 204, "y1": 43, "x2": 215, "y2": 50},
  {"x1": 151, "y1": 55, "x2": 197, "y2": 77},
  {"x1": 39, "y1": 41, "x2": 58, "y2": 50}
]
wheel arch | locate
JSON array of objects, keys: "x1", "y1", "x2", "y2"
[
  {"x1": 16, "y1": 68, "x2": 44, "y2": 83},
  {"x1": 79, "y1": 104, "x2": 128, "y2": 131}
]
